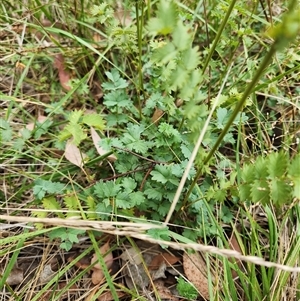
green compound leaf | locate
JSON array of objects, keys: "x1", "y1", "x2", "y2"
[
  {"x1": 179, "y1": 71, "x2": 204, "y2": 100},
  {"x1": 151, "y1": 43, "x2": 177, "y2": 65},
  {"x1": 42, "y1": 196, "x2": 64, "y2": 218},
  {"x1": 176, "y1": 276, "x2": 198, "y2": 300},
  {"x1": 121, "y1": 124, "x2": 153, "y2": 153},
  {"x1": 33, "y1": 119, "x2": 53, "y2": 140},
  {"x1": 147, "y1": 0, "x2": 178, "y2": 35},
  {"x1": 241, "y1": 163, "x2": 256, "y2": 183},
  {"x1": 64, "y1": 123, "x2": 87, "y2": 145},
  {"x1": 216, "y1": 107, "x2": 230, "y2": 129},
  {"x1": 158, "y1": 122, "x2": 181, "y2": 142},
  {"x1": 0, "y1": 118, "x2": 13, "y2": 142},
  {"x1": 267, "y1": 152, "x2": 288, "y2": 178},
  {"x1": 144, "y1": 187, "x2": 163, "y2": 201},
  {"x1": 82, "y1": 113, "x2": 106, "y2": 130},
  {"x1": 180, "y1": 47, "x2": 200, "y2": 71},
  {"x1": 106, "y1": 114, "x2": 128, "y2": 126},
  {"x1": 147, "y1": 227, "x2": 171, "y2": 242},
  {"x1": 254, "y1": 156, "x2": 268, "y2": 179},
  {"x1": 60, "y1": 241, "x2": 73, "y2": 251},
  {"x1": 69, "y1": 109, "x2": 83, "y2": 124},
  {"x1": 269, "y1": 179, "x2": 292, "y2": 205},
  {"x1": 129, "y1": 191, "x2": 145, "y2": 206},
  {"x1": 251, "y1": 179, "x2": 270, "y2": 204},
  {"x1": 239, "y1": 183, "x2": 252, "y2": 202},
  {"x1": 172, "y1": 21, "x2": 192, "y2": 50},
  {"x1": 94, "y1": 180, "x2": 121, "y2": 198},
  {"x1": 48, "y1": 228, "x2": 85, "y2": 251},
  {"x1": 151, "y1": 165, "x2": 179, "y2": 185},
  {"x1": 214, "y1": 189, "x2": 227, "y2": 203},
  {"x1": 65, "y1": 229, "x2": 84, "y2": 243},
  {"x1": 64, "y1": 194, "x2": 81, "y2": 218},
  {"x1": 183, "y1": 103, "x2": 208, "y2": 120},
  {"x1": 102, "y1": 69, "x2": 128, "y2": 91},
  {"x1": 115, "y1": 192, "x2": 131, "y2": 209},
  {"x1": 104, "y1": 91, "x2": 131, "y2": 108},
  {"x1": 288, "y1": 154, "x2": 300, "y2": 178},
  {"x1": 221, "y1": 206, "x2": 234, "y2": 223},
  {"x1": 157, "y1": 202, "x2": 172, "y2": 216},
  {"x1": 33, "y1": 179, "x2": 65, "y2": 200},
  {"x1": 169, "y1": 66, "x2": 190, "y2": 91},
  {"x1": 121, "y1": 177, "x2": 137, "y2": 192}
]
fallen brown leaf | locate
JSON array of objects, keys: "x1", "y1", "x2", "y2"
[
  {"x1": 39, "y1": 264, "x2": 56, "y2": 284},
  {"x1": 91, "y1": 127, "x2": 117, "y2": 162},
  {"x1": 183, "y1": 251, "x2": 210, "y2": 300},
  {"x1": 120, "y1": 246, "x2": 142, "y2": 265},
  {"x1": 97, "y1": 290, "x2": 126, "y2": 301},
  {"x1": 68, "y1": 254, "x2": 91, "y2": 270},
  {"x1": 64, "y1": 139, "x2": 87, "y2": 168},
  {"x1": 2, "y1": 266, "x2": 23, "y2": 285},
  {"x1": 149, "y1": 252, "x2": 180, "y2": 270},
  {"x1": 91, "y1": 241, "x2": 114, "y2": 284},
  {"x1": 91, "y1": 269, "x2": 106, "y2": 286},
  {"x1": 151, "y1": 108, "x2": 164, "y2": 125},
  {"x1": 153, "y1": 279, "x2": 179, "y2": 301},
  {"x1": 54, "y1": 53, "x2": 72, "y2": 91}
]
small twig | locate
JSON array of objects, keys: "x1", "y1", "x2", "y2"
[
  {"x1": 113, "y1": 147, "x2": 166, "y2": 165},
  {"x1": 102, "y1": 165, "x2": 150, "y2": 181},
  {"x1": 139, "y1": 163, "x2": 155, "y2": 191}
]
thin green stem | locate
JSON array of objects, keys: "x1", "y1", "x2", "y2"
[
  {"x1": 135, "y1": 0, "x2": 144, "y2": 119},
  {"x1": 164, "y1": 63, "x2": 233, "y2": 224},
  {"x1": 184, "y1": 43, "x2": 277, "y2": 203},
  {"x1": 201, "y1": 0, "x2": 238, "y2": 75},
  {"x1": 0, "y1": 229, "x2": 27, "y2": 289}
]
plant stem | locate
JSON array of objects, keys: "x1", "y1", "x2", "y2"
[
  {"x1": 164, "y1": 63, "x2": 233, "y2": 224},
  {"x1": 184, "y1": 43, "x2": 278, "y2": 203}
]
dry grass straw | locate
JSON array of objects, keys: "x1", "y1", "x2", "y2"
[{"x1": 1, "y1": 214, "x2": 300, "y2": 273}]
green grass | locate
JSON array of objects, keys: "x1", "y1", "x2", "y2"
[{"x1": 0, "y1": 0, "x2": 300, "y2": 300}]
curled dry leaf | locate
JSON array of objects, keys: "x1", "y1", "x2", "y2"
[
  {"x1": 149, "y1": 252, "x2": 180, "y2": 270},
  {"x1": 39, "y1": 264, "x2": 56, "y2": 284},
  {"x1": 68, "y1": 254, "x2": 91, "y2": 270},
  {"x1": 90, "y1": 127, "x2": 117, "y2": 162},
  {"x1": 91, "y1": 241, "x2": 114, "y2": 285},
  {"x1": 120, "y1": 246, "x2": 142, "y2": 265},
  {"x1": 153, "y1": 279, "x2": 180, "y2": 301},
  {"x1": 54, "y1": 53, "x2": 72, "y2": 91},
  {"x1": 151, "y1": 108, "x2": 164, "y2": 125},
  {"x1": 120, "y1": 246, "x2": 151, "y2": 289},
  {"x1": 2, "y1": 266, "x2": 23, "y2": 285},
  {"x1": 97, "y1": 290, "x2": 126, "y2": 301},
  {"x1": 91, "y1": 270, "x2": 105, "y2": 287},
  {"x1": 150, "y1": 261, "x2": 167, "y2": 280},
  {"x1": 183, "y1": 252, "x2": 210, "y2": 300},
  {"x1": 65, "y1": 139, "x2": 87, "y2": 168}
]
